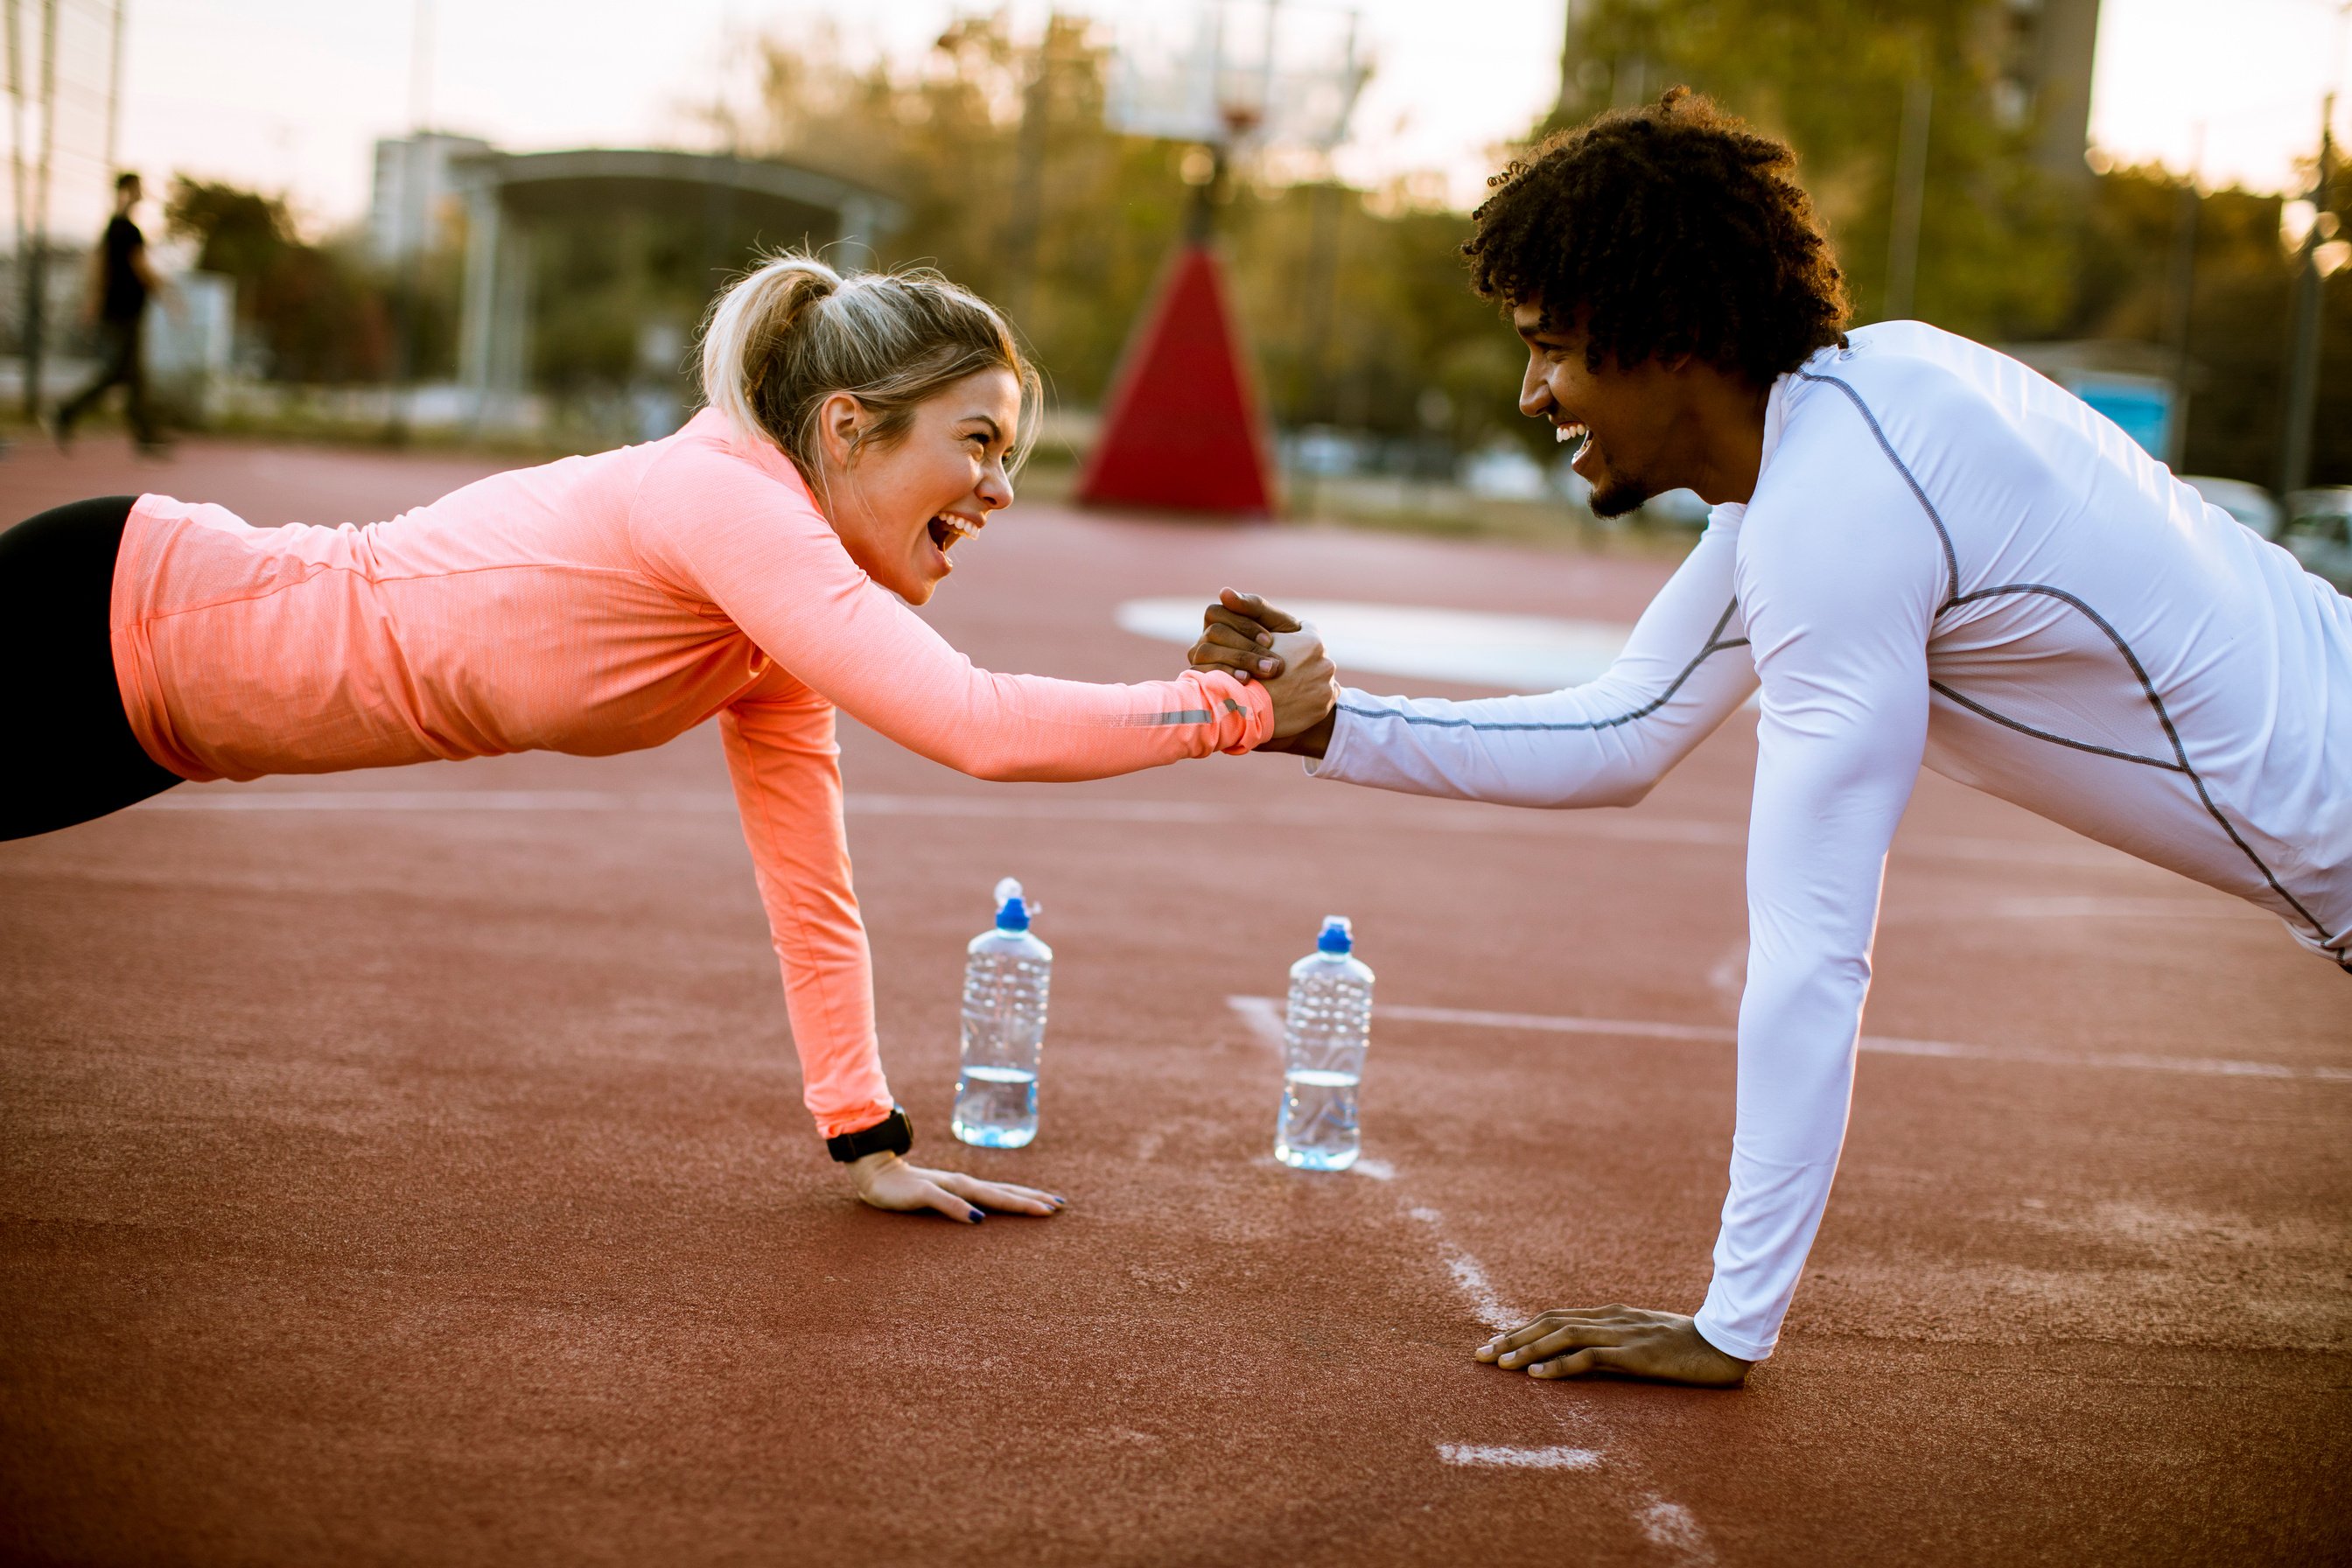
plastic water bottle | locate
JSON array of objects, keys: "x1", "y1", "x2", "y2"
[
  {"x1": 952, "y1": 877, "x2": 1051, "y2": 1148},
  {"x1": 1276, "y1": 915, "x2": 1373, "y2": 1172}
]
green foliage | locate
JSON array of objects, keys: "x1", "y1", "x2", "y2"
[
  {"x1": 718, "y1": 15, "x2": 1522, "y2": 453},
  {"x1": 2065, "y1": 164, "x2": 2352, "y2": 486},
  {"x1": 156, "y1": 6, "x2": 2350, "y2": 487},
  {"x1": 526, "y1": 209, "x2": 734, "y2": 396},
  {"x1": 164, "y1": 178, "x2": 294, "y2": 282},
  {"x1": 1549, "y1": 0, "x2": 2074, "y2": 338},
  {"x1": 1550, "y1": 0, "x2": 2352, "y2": 483},
  {"x1": 164, "y1": 176, "x2": 394, "y2": 384}
]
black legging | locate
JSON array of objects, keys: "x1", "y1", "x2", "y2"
[{"x1": 1, "y1": 496, "x2": 186, "y2": 840}]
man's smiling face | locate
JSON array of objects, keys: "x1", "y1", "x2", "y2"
[{"x1": 1513, "y1": 299, "x2": 1685, "y2": 518}]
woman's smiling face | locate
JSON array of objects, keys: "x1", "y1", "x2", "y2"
[{"x1": 813, "y1": 368, "x2": 1021, "y2": 605}]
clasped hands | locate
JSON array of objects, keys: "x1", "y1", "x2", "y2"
[{"x1": 1186, "y1": 588, "x2": 1340, "y2": 756}]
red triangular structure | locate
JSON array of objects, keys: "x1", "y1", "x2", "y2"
[{"x1": 1075, "y1": 243, "x2": 1277, "y2": 517}]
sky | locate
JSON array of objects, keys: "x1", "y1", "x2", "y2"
[{"x1": 55, "y1": 0, "x2": 2346, "y2": 242}]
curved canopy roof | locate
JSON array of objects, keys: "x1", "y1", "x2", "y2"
[{"x1": 452, "y1": 148, "x2": 903, "y2": 232}]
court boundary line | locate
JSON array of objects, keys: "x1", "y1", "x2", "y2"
[
  {"x1": 1227, "y1": 996, "x2": 1716, "y2": 1564},
  {"x1": 133, "y1": 786, "x2": 2158, "y2": 872},
  {"x1": 1241, "y1": 998, "x2": 2352, "y2": 1084}
]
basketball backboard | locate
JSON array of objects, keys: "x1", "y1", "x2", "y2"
[{"x1": 1103, "y1": 1, "x2": 1368, "y2": 152}]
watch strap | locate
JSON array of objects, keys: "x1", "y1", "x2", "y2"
[{"x1": 826, "y1": 1105, "x2": 913, "y2": 1164}]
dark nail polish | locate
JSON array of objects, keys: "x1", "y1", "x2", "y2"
[{"x1": 969, "y1": 1208, "x2": 985, "y2": 1222}]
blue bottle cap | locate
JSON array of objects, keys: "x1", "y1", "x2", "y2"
[
  {"x1": 992, "y1": 876, "x2": 1030, "y2": 931},
  {"x1": 1317, "y1": 915, "x2": 1353, "y2": 954}
]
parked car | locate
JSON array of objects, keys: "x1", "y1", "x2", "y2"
[
  {"x1": 2181, "y1": 474, "x2": 2283, "y2": 539},
  {"x1": 2280, "y1": 488, "x2": 2352, "y2": 592}
]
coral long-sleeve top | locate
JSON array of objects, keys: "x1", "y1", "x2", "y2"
[{"x1": 108, "y1": 409, "x2": 1272, "y2": 1137}]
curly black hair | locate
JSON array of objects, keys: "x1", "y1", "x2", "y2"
[{"x1": 1465, "y1": 88, "x2": 1849, "y2": 387}]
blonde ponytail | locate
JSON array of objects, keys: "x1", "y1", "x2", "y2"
[
  {"x1": 696, "y1": 250, "x2": 1040, "y2": 487},
  {"x1": 699, "y1": 254, "x2": 843, "y2": 448}
]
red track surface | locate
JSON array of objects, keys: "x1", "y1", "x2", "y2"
[{"x1": 4, "y1": 437, "x2": 2347, "y2": 1565}]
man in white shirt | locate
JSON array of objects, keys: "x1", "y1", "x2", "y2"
[{"x1": 1193, "y1": 88, "x2": 2351, "y2": 1388}]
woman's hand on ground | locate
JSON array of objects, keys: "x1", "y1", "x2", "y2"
[
  {"x1": 848, "y1": 1151, "x2": 1067, "y2": 1224},
  {"x1": 1475, "y1": 1305, "x2": 1752, "y2": 1388}
]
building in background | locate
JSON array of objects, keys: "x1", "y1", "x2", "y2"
[
  {"x1": 369, "y1": 132, "x2": 493, "y2": 262},
  {"x1": 1999, "y1": 0, "x2": 2103, "y2": 186}
]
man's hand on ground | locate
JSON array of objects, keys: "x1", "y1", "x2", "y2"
[
  {"x1": 848, "y1": 1151, "x2": 1067, "y2": 1224},
  {"x1": 1475, "y1": 1305, "x2": 1752, "y2": 1388}
]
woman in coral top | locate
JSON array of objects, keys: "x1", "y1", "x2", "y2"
[{"x1": 0, "y1": 254, "x2": 1336, "y2": 1224}]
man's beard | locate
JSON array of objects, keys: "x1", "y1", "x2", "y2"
[{"x1": 1588, "y1": 474, "x2": 1651, "y2": 518}]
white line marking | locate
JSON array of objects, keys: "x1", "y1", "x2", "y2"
[
  {"x1": 1436, "y1": 1443, "x2": 1603, "y2": 1471},
  {"x1": 1637, "y1": 1498, "x2": 1717, "y2": 1564},
  {"x1": 1120, "y1": 596, "x2": 1636, "y2": 693},
  {"x1": 1227, "y1": 1000, "x2": 1707, "y2": 1555},
  {"x1": 1400, "y1": 1199, "x2": 1522, "y2": 1331},
  {"x1": 1384, "y1": 1004, "x2": 1736, "y2": 1044},
  {"x1": 1228, "y1": 1002, "x2": 1526, "y2": 1326},
  {"x1": 1442, "y1": 1249, "x2": 1519, "y2": 1331},
  {"x1": 1227, "y1": 993, "x2": 1288, "y2": 1051},
  {"x1": 134, "y1": 788, "x2": 2133, "y2": 870},
  {"x1": 137, "y1": 788, "x2": 698, "y2": 812},
  {"x1": 1243, "y1": 999, "x2": 2350, "y2": 1084}
]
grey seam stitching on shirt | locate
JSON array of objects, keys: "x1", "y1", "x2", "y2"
[
  {"x1": 1792, "y1": 368, "x2": 1961, "y2": 608},
  {"x1": 1927, "y1": 681, "x2": 2184, "y2": 772},
  {"x1": 1942, "y1": 582, "x2": 2341, "y2": 951},
  {"x1": 1336, "y1": 599, "x2": 1746, "y2": 734},
  {"x1": 1793, "y1": 368, "x2": 2339, "y2": 962}
]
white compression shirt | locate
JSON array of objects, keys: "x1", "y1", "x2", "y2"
[{"x1": 1311, "y1": 322, "x2": 2352, "y2": 1362}]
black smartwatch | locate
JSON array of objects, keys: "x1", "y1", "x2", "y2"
[{"x1": 826, "y1": 1105, "x2": 914, "y2": 1164}]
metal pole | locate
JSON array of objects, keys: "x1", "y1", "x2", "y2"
[
  {"x1": 1291, "y1": 171, "x2": 1340, "y2": 518},
  {"x1": 2162, "y1": 125, "x2": 2202, "y2": 471},
  {"x1": 1557, "y1": 0, "x2": 1587, "y2": 119},
  {"x1": 408, "y1": 0, "x2": 433, "y2": 129},
  {"x1": 1001, "y1": 27, "x2": 1050, "y2": 328},
  {"x1": 24, "y1": 0, "x2": 53, "y2": 421},
  {"x1": 103, "y1": 0, "x2": 124, "y2": 172},
  {"x1": 1884, "y1": 74, "x2": 1932, "y2": 321},
  {"x1": 2278, "y1": 94, "x2": 2335, "y2": 499},
  {"x1": 388, "y1": 0, "x2": 436, "y2": 439},
  {"x1": 7, "y1": 0, "x2": 27, "y2": 418}
]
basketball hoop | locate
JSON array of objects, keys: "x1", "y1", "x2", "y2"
[
  {"x1": 1104, "y1": 0, "x2": 1369, "y2": 159},
  {"x1": 1077, "y1": 1, "x2": 1370, "y2": 520}
]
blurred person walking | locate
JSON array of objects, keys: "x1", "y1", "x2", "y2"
[
  {"x1": 0, "y1": 252, "x2": 1336, "y2": 1222},
  {"x1": 52, "y1": 172, "x2": 170, "y2": 455},
  {"x1": 1196, "y1": 90, "x2": 2352, "y2": 1392}
]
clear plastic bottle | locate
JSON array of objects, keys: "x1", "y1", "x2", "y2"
[
  {"x1": 952, "y1": 877, "x2": 1051, "y2": 1148},
  {"x1": 1276, "y1": 915, "x2": 1373, "y2": 1172}
]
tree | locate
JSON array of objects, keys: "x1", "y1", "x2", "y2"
[
  {"x1": 716, "y1": 16, "x2": 1522, "y2": 457},
  {"x1": 165, "y1": 177, "x2": 393, "y2": 384}
]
